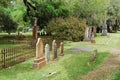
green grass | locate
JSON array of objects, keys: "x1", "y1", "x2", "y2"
[
  {"x1": 0, "y1": 32, "x2": 32, "y2": 49},
  {"x1": 0, "y1": 44, "x2": 17, "y2": 48},
  {"x1": 0, "y1": 31, "x2": 120, "y2": 80},
  {"x1": 0, "y1": 32, "x2": 32, "y2": 36},
  {"x1": 0, "y1": 32, "x2": 32, "y2": 40},
  {"x1": 0, "y1": 51, "x2": 109, "y2": 80},
  {"x1": 112, "y1": 69, "x2": 120, "y2": 80},
  {"x1": 0, "y1": 43, "x2": 28, "y2": 50}
]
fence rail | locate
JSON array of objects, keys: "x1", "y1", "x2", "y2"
[{"x1": 0, "y1": 46, "x2": 35, "y2": 70}]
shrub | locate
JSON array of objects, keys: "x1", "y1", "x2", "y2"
[{"x1": 46, "y1": 17, "x2": 86, "y2": 41}]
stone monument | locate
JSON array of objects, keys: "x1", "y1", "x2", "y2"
[
  {"x1": 52, "y1": 40, "x2": 57, "y2": 60},
  {"x1": 45, "y1": 44, "x2": 50, "y2": 63},
  {"x1": 59, "y1": 42, "x2": 64, "y2": 56},
  {"x1": 33, "y1": 38, "x2": 46, "y2": 69}
]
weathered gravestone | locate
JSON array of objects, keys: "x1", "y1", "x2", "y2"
[
  {"x1": 45, "y1": 44, "x2": 50, "y2": 63},
  {"x1": 90, "y1": 49, "x2": 97, "y2": 62},
  {"x1": 33, "y1": 38, "x2": 46, "y2": 69},
  {"x1": 101, "y1": 20, "x2": 108, "y2": 36},
  {"x1": 84, "y1": 27, "x2": 92, "y2": 41},
  {"x1": 59, "y1": 42, "x2": 64, "y2": 56},
  {"x1": 52, "y1": 40, "x2": 57, "y2": 60}
]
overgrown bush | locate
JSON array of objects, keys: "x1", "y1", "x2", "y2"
[{"x1": 46, "y1": 17, "x2": 86, "y2": 41}]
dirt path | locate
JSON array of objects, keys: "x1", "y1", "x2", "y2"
[{"x1": 80, "y1": 47, "x2": 120, "y2": 80}]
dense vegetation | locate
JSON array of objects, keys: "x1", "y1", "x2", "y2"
[{"x1": 0, "y1": 0, "x2": 120, "y2": 39}]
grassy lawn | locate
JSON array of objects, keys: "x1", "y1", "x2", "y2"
[
  {"x1": 0, "y1": 51, "x2": 109, "y2": 80},
  {"x1": 0, "y1": 32, "x2": 32, "y2": 37},
  {"x1": 112, "y1": 69, "x2": 120, "y2": 80},
  {"x1": 0, "y1": 31, "x2": 120, "y2": 80},
  {"x1": 0, "y1": 32, "x2": 32, "y2": 50},
  {"x1": 110, "y1": 32, "x2": 120, "y2": 80},
  {"x1": 0, "y1": 43, "x2": 28, "y2": 51}
]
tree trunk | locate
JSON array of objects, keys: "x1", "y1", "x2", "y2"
[{"x1": 101, "y1": 20, "x2": 108, "y2": 36}]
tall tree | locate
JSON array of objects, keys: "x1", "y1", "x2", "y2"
[
  {"x1": 73, "y1": 0, "x2": 110, "y2": 27},
  {"x1": 0, "y1": 0, "x2": 18, "y2": 34},
  {"x1": 107, "y1": 0, "x2": 120, "y2": 31},
  {"x1": 23, "y1": 0, "x2": 71, "y2": 29}
]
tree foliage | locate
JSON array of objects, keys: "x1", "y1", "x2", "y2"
[
  {"x1": 0, "y1": 0, "x2": 18, "y2": 34},
  {"x1": 107, "y1": 0, "x2": 120, "y2": 26},
  {"x1": 23, "y1": 0, "x2": 72, "y2": 29},
  {"x1": 0, "y1": 14, "x2": 18, "y2": 34},
  {"x1": 73, "y1": 0, "x2": 110, "y2": 26}
]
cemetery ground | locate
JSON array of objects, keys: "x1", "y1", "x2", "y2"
[
  {"x1": 0, "y1": 32, "x2": 32, "y2": 49},
  {"x1": 0, "y1": 32, "x2": 120, "y2": 80}
]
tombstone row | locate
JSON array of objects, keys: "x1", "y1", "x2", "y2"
[{"x1": 33, "y1": 38, "x2": 64, "y2": 69}]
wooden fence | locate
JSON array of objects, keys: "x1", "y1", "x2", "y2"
[{"x1": 0, "y1": 46, "x2": 35, "y2": 70}]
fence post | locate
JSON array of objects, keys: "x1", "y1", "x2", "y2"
[{"x1": 2, "y1": 48, "x2": 6, "y2": 68}]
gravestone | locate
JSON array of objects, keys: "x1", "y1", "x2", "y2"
[
  {"x1": 33, "y1": 38, "x2": 46, "y2": 69},
  {"x1": 52, "y1": 40, "x2": 57, "y2": 60},
  {"x1": 45, "y1": 44, "x2": 50, "y2": 63},
  {"x1": 101, "y1": 20, "x2": 108, "y2": 36},
  {"x1": 84, "y1": 27, "x2": 92, "y2": 41},
  {"x1": 90, "y1": 49, "x2": 97, "y2": 62},
  {"x1": 59, "y1": 42, "x2": 64, "y2": 56}
]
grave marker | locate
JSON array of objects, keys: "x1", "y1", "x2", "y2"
[
  {"x1": 59, "y1": 42, "x2": 64, "y2": 56},
  {"x1": 45, "y1": 44, "x2": 50, "y2": 63},
  {"x1": 52, "y1": 40, "x2": 57, "y2": 60},
  {"x1": 33, "y1": 38, "x2": 46, "y2": 69}
]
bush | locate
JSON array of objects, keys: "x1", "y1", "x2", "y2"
[{"x1": 46, "y1": 17, "x2": 86, "y2": 41}]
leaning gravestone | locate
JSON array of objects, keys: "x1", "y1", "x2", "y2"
[
  {"x1": 52, "y1": 40, "x2": 57, "y2": 60},
  {"x1": 33, "y1": 38, "x2": 46, "y2": 69},
  {"x1": 59, "y1": 42, "x2": 64, "y2": 56},
  {"x1": 45, "y1": 44, "x2": 50, "y2": 63},
  {"x1": 101, "y1": 20, "x2": 108, "y2": 36}
]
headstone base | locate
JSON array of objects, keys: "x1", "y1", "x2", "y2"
[{"x1": 33, "y1": 57, "x2": 46, "y2": 69}]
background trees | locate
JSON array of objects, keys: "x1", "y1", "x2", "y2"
[
  {"x1": 23, "y1": 0, "x2": 72, "y2": 29},
  {"x1": 107, "y1": 0, "x2": 120, "y2": 32},
  {"x1": 0, "y1": 0, "x2": 120, "y2": 40},
  {"x1": 73, "y1": 0, "x2": 110, "y2": 27},
  {"x1": 0, "y1": 0, "x2": 18, "y2": 34}
]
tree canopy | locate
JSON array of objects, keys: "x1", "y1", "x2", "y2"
[{"x1": 0, "y1": 0, "x2": 120, "y2": 35}]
